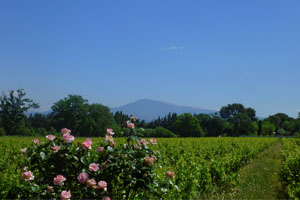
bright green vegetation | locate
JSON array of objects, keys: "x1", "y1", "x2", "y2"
[
  {"x1": 0, "y1": 136, "x2": 279, "y2": 199},
  {"x1": 209, "y1": 142, "x2": 284, "y2": 199},
  {"x1": 281, "y1": 138, "x2": 300, "y2": 199}
]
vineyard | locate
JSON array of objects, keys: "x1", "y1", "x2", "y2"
[{"x1": 3, "y1": 134, "x2": 300, "y2": 199}]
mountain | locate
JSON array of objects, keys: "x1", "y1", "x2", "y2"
[{"x1": 110, "y1": 99, "x2": 216, "y2": 121}]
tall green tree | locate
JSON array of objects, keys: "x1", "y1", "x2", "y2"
[
  {"x1": 51, "y1": 95, "x2": 89, "y2": 135},
  {"x1": 50, "y1": 95, "x2": 116, "y2": 136},
  {"x1": 220, "y1": 103, "x2": 257, "y2": 121},
  {"x1": 0, "y1": 89, "x2": 39, "y2": 135},
  {"x1": 174, "y1": 113, "x2": 204, "y2": 137},
  {"x1": 229, "y1": 113, "x2": 258, "y2": 136},
  {"x1": 261, "y1": 120, "x2": 276, "y2": 136}
]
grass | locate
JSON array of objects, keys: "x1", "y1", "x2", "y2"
[{"x1": 202, "y1": 142, "x2": 287, "y2": 200}]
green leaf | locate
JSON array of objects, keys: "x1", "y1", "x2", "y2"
[
  {"x1": 31, "y1": 184, "x2": 40, "y2": 192},
  {"x1": 40, "y1": 152, "x2": 46, "y2": 160},
  {"x1": 80, "y1": 156, "x2": 87, "y2": 164}
]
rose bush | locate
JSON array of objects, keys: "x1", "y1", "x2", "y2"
[{"x1": 17, "y1": 118, "x2": 173, "y2": 199}]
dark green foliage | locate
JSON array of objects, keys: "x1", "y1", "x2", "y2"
[
  {"x1": 154, "y1": 127, "x2": 177, "y2": 137},
  {"x1": 0, "y1": 89, "x2": 39, "y2": 135},
  {"x1": 260, "y1": 120, "x2": 276, "y2": 136},
  {"x1": 16, "y1": 126, "x2": 36, "y2": 136},
  {"x1": 229, "y1": 113, "x2": 258, "y2": 136},
  {"x1": 220, "y1": 103, "x2": 257, "y2": 121},
  {"x1": 51, "y1": 95, "x2": 116, "y2": 137},
  {"x1": 0, "y1": 128, "x2": 5, "y2": 136},
  {"x1": 174, "y1": 113, "x2": 204, "y2": 137}
]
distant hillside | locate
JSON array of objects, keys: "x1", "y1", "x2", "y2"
[{"x1": 110, "y1": 99, "x2": 216, "y2": 121}]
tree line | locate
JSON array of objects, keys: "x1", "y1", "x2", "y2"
[{"x1": 1, "y1": 89, "x2": 300, "y2": 137}]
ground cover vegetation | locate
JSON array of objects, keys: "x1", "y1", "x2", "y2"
[
  {"x1": 1, "y1": 89, "x2": 300, "y2": 138},
  {"x1": 1, "y1": 134, "x2": 277, "y2": 199},
  {"x1": 280, "y1": 138, "x2": 300, "y2": 199}
]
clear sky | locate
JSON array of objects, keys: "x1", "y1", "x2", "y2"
[{"x1": 0, "y1": 0, "x2": 299, "y2": 118}]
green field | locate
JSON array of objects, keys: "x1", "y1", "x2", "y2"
[{"x1": 1, "y1": 136, "x2": 300, "y2": 199}]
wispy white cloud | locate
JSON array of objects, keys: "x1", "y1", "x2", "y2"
[{"x1": 161, "y1": 45, "x2": 184, "y2": 51}]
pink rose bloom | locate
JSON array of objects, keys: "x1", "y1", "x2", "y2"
[
  {"x1": 47, "y1": 186, "x2": 53, "y2": 192},
  {"x1": 34, "y1": 139, "x2": 39, "y2": 144},
  {"x1": 82, "y1": 138, "x2": 92, "y2": 150},
  {"x1": 53, "y1": 175, "x2": 66, "y2": 186},
  {"x1": 86, "y1": 179, "x2": 97, "y2": 188},
  {"x1": 107, "y1": 128, "x2": 114, "y2": 136},
  {"x1": 97, "y1": 181, "x2": 107, "y2": 190},
  {"x1": 144, "y1": 156, "x2": 154, "y2": 166},
  {"x1": 46, "y1": 134, "x2": 56, "y2": 141},
  {"x1": 166, "y1": 171, "x2": 175, "y2": 179},
  {"x1": 52, "y1": 146, "x2": 61, "y2": 153},
  {"x1": 20, "y1": 148, "x2": 27, "y2": 153},
  {"x1": 22, "y1": 171, "x2": 34, "y2": 181},
  {"x1": 138, "y1": 139, "x2": 148, "y2": 146},
  {"x1": 61, "y1": 128, "x2": 71, "y2": 135},
  {"x1": 77, "y1": 172, "x2": 89, "y2": 184},
  {"x1": 89, "y1": 163, "x2": 99, "y2": 172},
  {"x1": 151, "y1": 155, "x2": 157, "y2": 160},
  {"x1": 127, "y1": 122, "x2": 135, "y2": 129},
  {"x1": 104, "y1": 135, "x2": 116, "y2": 147},
  {"x1": 150, "y1": 138, "x2": 157, "y2": 145},
  {"x1": 104, "y1": 196, "x2": 111, "y2": 200},
  {"x1": 62, "y1": 133, "x2": 74, "y2": 143},
  {"x1": 97, "y1": 147, "x2": 104, "y2": 152},
  {"x1": 61, "y1": 191, "x2": 71, "y2": 200}
]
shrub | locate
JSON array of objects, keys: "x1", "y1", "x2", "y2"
[
  {"x1": 0, "y1": 127, "x2": 5, "y2": 136},
  {"x1": 154, "y1": 127, "x2": 177, "y2": 137},
  {"x1": 16, "y1": 126, "x2": 36, "y2": 136},
  {"x1": 17, "y1": 119, "x2": 174, "y2": 199}
]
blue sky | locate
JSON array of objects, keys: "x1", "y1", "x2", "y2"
[{"x1": 0, "y1": 0, "x2": 300, "y2": 117}]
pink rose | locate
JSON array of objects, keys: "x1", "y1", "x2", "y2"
[
  {"x1": 144, "y1": 156, "x2": 154, "y2": 166},
  {"x1": 104, "y1": 196, "x2": 111, "y2": 200},
  {"x1": 52, "y1": 146, "x2": 61, "y2": 153},
  {"x1": 62, "y1": 133, "x2": 74, "y2": 143},
  {"x1": 97, "y1": 147, "x2": 104, "y2": 152},
  {"x1": 166, "y1": 171, "x2": 175, "y2": 179},
  {"x1": 61, "y1": 128, "x2": 71, "y2": 135},
  {"x1": 46, "y1": 134, "x2": 56, "y2": 141},
  {"x1": 86, "y1": 179, "x2": 97, "y2": 188},
  {"x1": 104, "y1": 135, "x2": 116, "y2": 147},
  {"x1": 89, "y1": 163, "x2": 99, "y2": 172},
  {"x1": 47, "y1": 186, "x2": 53, "y2": 192},
  {"x1": 34, "y1": 139, "x2": 39, "y2": 144},
  {"x1": 151, "y1": 155, "x2": 157, "y2": 160},
  {"x1": 150, "y1": 138, "x2": 157, "y2": 145},
  {"x1": 82, "y1": 138, "x2": 92, "y2": 150},
  {"x1": 77, "y1": 172, "x2": 89, "y2": 184},
  {"x1": 53, "y1": 175, "x2": 66, "y2": 186},
  {"x1": 97, "y1": 181, "x2": 107, "y2": 190},
  {"x1": 127, "y1": 122, "x2": 135, "y2": 129},
  {"x1": 61, "y1": 191, "x2": 71, "y2": 200},
  {"x1": 138, "y1": 139, "x2": 148, "y2": 146},
  {"x1": 107, "y1": 128, "x2": 114, "y2": 136},
  {"x1": 22, "y1": 171, "x2": 34, "y2": 181}
]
